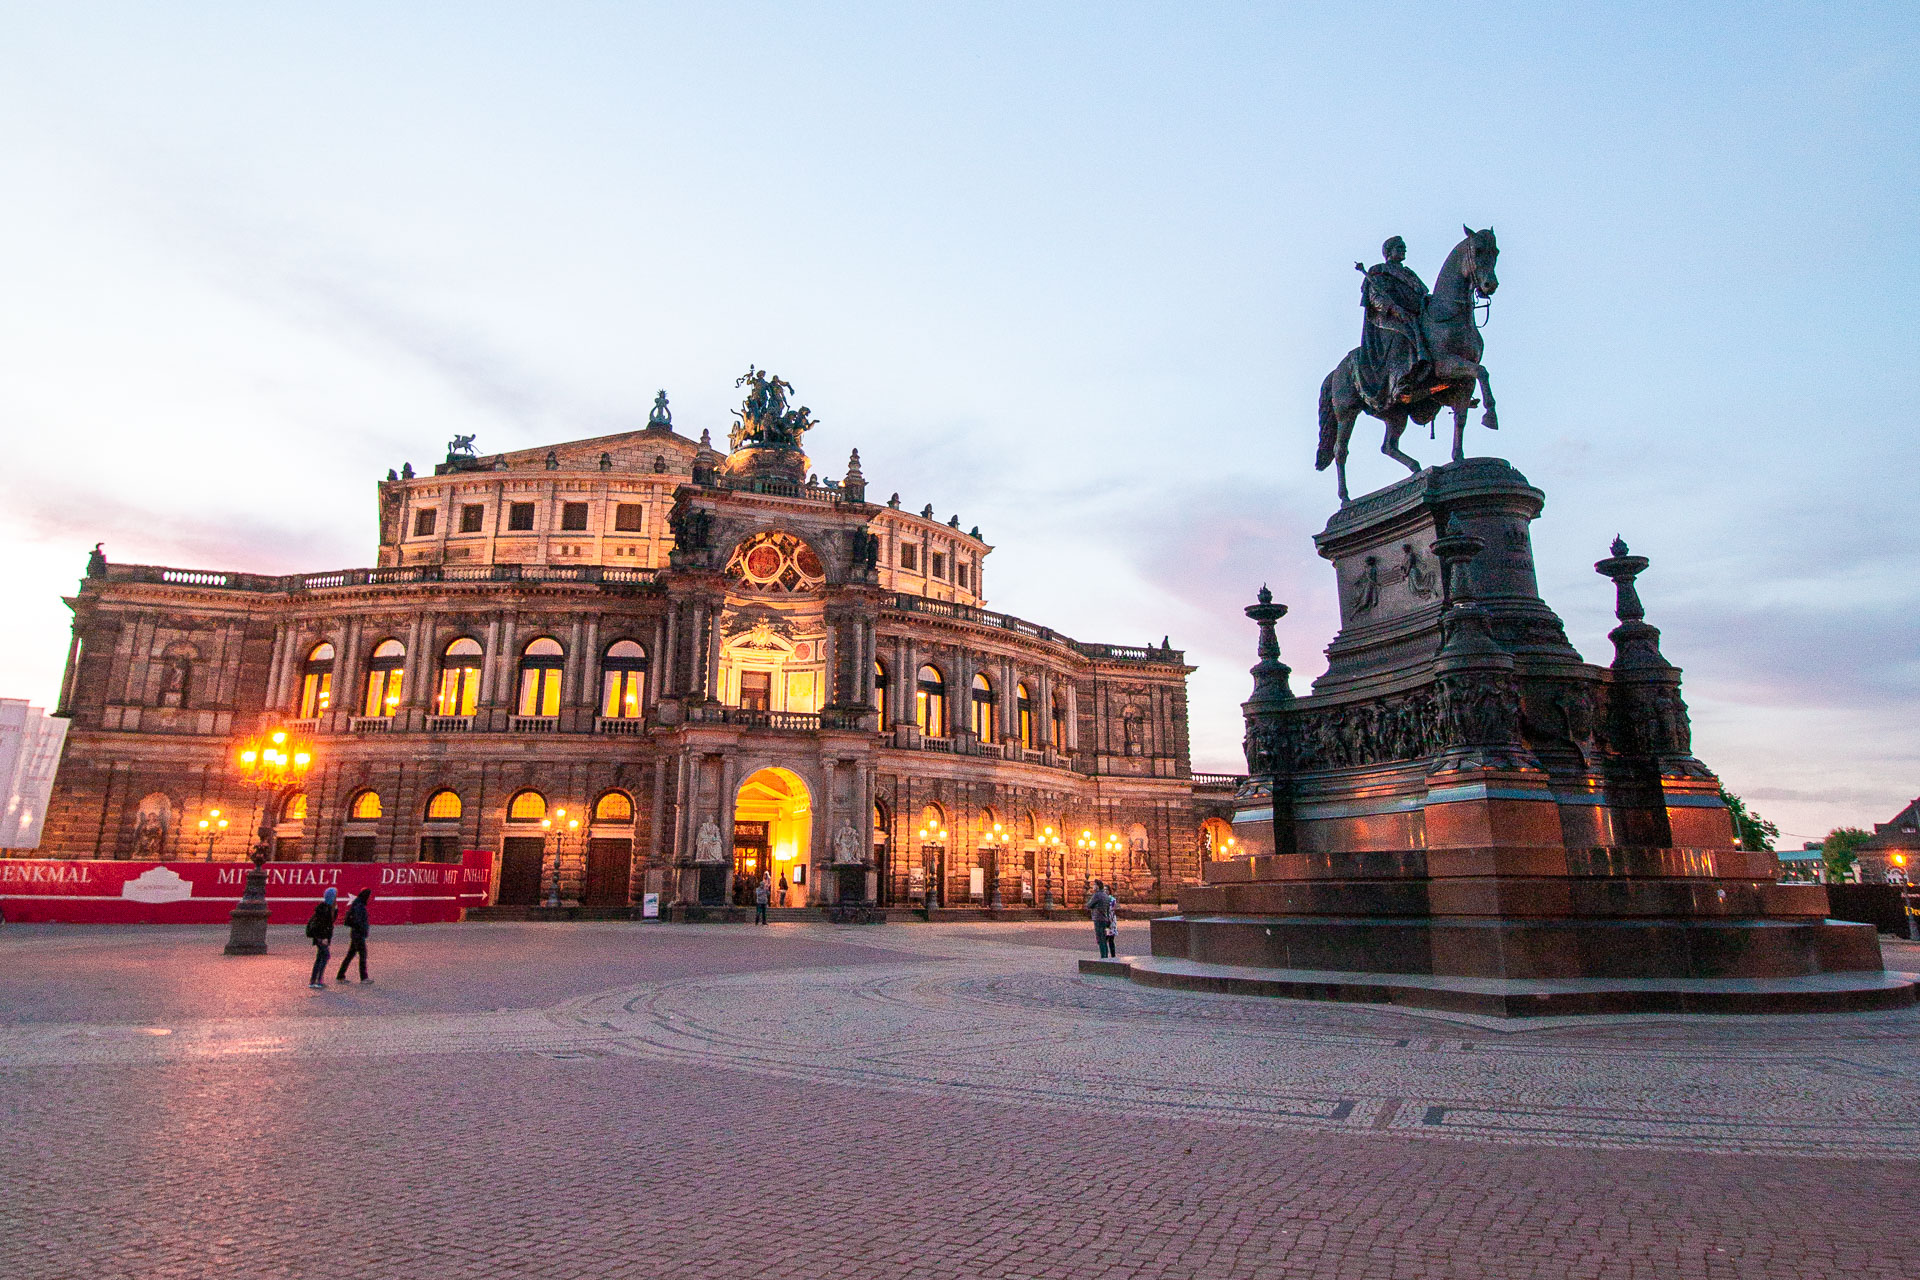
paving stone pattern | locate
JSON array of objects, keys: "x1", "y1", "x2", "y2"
[{"x1": 3, "y1": 922, "x2": 1919, "y2": 1279}]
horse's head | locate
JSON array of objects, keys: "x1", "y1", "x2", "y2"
[{"x1": 1463, "y1": 224, "x2": 1499, "y2": 298}]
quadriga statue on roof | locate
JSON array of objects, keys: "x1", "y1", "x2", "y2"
[{"x1": 1315, "y1": 227, "x2": 1500, "y2": 504}]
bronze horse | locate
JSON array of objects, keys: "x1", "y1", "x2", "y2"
[{"x1": 1316, "y1": 227, "x2": 1501, "y2": 503}]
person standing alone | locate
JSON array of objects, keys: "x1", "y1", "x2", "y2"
[
  {"x1": 305, "y1": 887, "x2": 338, "y2": 989},
  {"x1": 1087, "y1": 879, "x2": 1119, "y2": 958},
  {"x1": 335, "y1": 888, "x2": 373, "y2": 983},
  {"x1": 754, "y1": 873, "x2": 771, "y2": 925}
]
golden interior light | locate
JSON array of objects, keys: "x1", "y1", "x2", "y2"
[
  {"x1": 239, "y1": 748, "x2": 258, "y2": 766},
  {"x1": 270, "y1": 730, "x2": 286, "y2": 745}
]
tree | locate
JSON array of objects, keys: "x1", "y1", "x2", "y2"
[
  {"x1": 1719, "y1": 788, "x2": 1779, "y2": 852},
  {"x1": 1822, "y1": 827, "x2": 1871, "y2": 883}
]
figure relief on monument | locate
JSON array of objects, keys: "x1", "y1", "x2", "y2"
[
  {"x1": 1315, "y1": 227, "x2": 1501, "y2": 503},
  {"x1": 833, "y1": 822, "x2": 863, "y2": 864},
  {"x1": 695, "y1": 819, "x2": 724, "y2": 864}
]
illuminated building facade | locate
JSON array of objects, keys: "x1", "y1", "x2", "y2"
[{"x1": 36, "y1": 379, "x2": 1235, "y2": 910}]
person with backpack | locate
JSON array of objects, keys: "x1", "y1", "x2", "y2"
[
  {"x1": 304, "y1": 887, "x2": 338, "y2": 989},
  {"x1": 335, "y1": 888, "x2": 373, "y2": 983},
  {"x1": 1088, "y1": 879, "x2": 1119, "y2": 958}
]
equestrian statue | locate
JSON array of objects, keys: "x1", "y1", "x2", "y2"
[{"x1": 1316, "y1": 226, "x2": 1500, "y2": 504}]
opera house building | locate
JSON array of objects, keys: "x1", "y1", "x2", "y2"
[{"x1": 37, "y1": 374, "x2": 1234, "y2": 913}]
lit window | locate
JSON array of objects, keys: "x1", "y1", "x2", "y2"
[
  {"x1": 517, "y1": 638, "x2": 564, "y2": 717},
  {"x1": 282, "y1": 792, "x2": 308, "y2": 823},
  {"x1": 916, "y1": 665, "x2": 947, "y2": 738},
  {"x1": 595, "y1": 791, "x2": 634, "y2": 823},
  {"x1": 424, "y1": 789, "x2": 462, "y2": 821},
  {"x1": 507, "y1": 790, "x2": 546, "y2": 823},
  {"x1": 363, "y1": 640, "x2": 405, "y2": 717},
  {"x1": 299, "y1": 642, "x2": 334, "y2": 718},
  {"x1": 413, "y1": 509, "x2": 437, "y2": 537},
  {"x1": 599, "y1": 640, "x2": 648, "y2": 719},
  {"x1": 508, "y1": 502, "x2": 535, "y2": 532},
  {"x1": 1017, "y1": 682, "x2": 1033, "y2": 749},
  {"x1": 874, "y1": 659, "x2": 889, "y2": 726},
  {"x1": 435, "y1": 638, "x2": 483, "y2": 716},
  {"x1": 614, "y1": 503, "x2": 644, "y2": 532},
  {"x1": 970, "y1": 672, "x2": 995, "y2": 742},
  {"x1": 459, "y1": 504, "x2": 484, "y2": 533},
  {"x1": 349, "y1": 790, "x2": 382, "y2": 821},
  {"x1": 561, "y1": 502, "x2": 589, "y2": 532}
]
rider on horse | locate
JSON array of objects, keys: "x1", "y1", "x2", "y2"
[{"x1": 1355, "y1": 236, "x2": 1432, "y2": 414}]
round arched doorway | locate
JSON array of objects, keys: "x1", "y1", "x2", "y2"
[{"x1": 731, "y1": 767, "x2": 813, "y2": 908}]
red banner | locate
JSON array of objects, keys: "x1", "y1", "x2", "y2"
[{"x1": 0, "y1": 851, "x2": 494, "y2": 925}]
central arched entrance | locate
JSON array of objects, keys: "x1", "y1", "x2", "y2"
[{"x1": 733, "y1": 767, "x2": 812, "y2": 908}]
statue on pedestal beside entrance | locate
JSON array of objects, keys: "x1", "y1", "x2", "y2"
[
  {"x1": 1315, "y1": 227, "x2": 1502, "y2": 504},
  {"x1": 695, "y1": 820, "x2": 724, "y2": 864}
]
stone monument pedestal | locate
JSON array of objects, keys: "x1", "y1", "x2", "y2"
[{"x1": 1101, "y1": 459, "x2": 1914, "y2": 1016}]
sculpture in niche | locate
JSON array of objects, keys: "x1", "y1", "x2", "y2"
[
  {"x1": 599, "y1": 452, "x2": 613, "y2": 472},
  {"x1": 544, "y1": 450, "x2": 559, "y2": 470},
  {"x1": 833, "y1": 823, "x2": 863, "y2": 864},
  {"x1": 131, "y1": 793, "x2": 173, "y2": 858},
  {"x1": 695, "y1": 820, "x2": 724, "y2": 863},
  {"x1": 653, "y1": 455, "x2": 667, "y2": 473}
]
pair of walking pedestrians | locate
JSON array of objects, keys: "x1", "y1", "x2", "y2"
[
  {"x1": 1087, "y1": 879, "x2": 1120, "y2": 958},
  {"x1": 304, "y1": 887, "x2": 373, "y2": 988}
]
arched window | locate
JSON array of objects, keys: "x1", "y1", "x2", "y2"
[
  {"x1": 979, "y1": 806, "x2": 1011, "y2": 849},
  {"x1": 517, "y1": 638, "x2": 564, "y2": 717},
  {"x1": 594, "y1": 790, "x2": 634, "y2": 824},
  {"x1": 348, "y1": 789, "x2": 382, "y2": 821},
  {"x1": 363, "y1": 640, "x2": 405, "y2": 718},
  {"x1": 1201, "y1": 817, "x2": 1238, "y2": 860},
  {"x1": 970, "y1": 673, "x2": 995, "y2": 742},
  {"x1": 424, "y1": 789, "x2": 463, "y2": 822},
  {"x1": 916, "y1": 665, "x2": 947, "y2": 738},
  {"x1": 1051, "y1": 695, "x2": 1069, "y2": 751},
  {"x1": 281, "y1": 792, "x2": 309, "y2": 823},
  {"x1": 506, "y1": 789, "x2": 547, "y2": 823},
  {"x1": 1016, "y1": 682, "x2": 1034, "y2": 749},
  {"x1": 298, "y1": 643, "x2": 334, "y2": 718},
  {"x1": 435, "y1": 638, "x2": 483, "y2": 717},
  {"x1": 599, "y1": 640, "x2": 648, "y2": 720},
  {"x1": 916, "y1": 804, "x2": 948, "y2": 844},
  {"x1": 874, "y1": 659, "x2": 889, "y2": 726}
]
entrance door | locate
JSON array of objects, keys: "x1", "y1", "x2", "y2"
[
  {"x1": 732, "y1": 821, "x2": 769, "y2": 905},
  {"x1": 499, "y1": 836, "x2": 546, "y2": 906},
  {"x1": 584, "y1": 838, "x2": 633, "y2": 906}
]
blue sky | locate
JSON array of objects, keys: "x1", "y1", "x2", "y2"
[{"x1": 1, "y1": 3, "x2": 1915, "y2": 844}]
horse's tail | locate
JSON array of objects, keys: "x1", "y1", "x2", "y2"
[{"x1": 1315, "y1": 370, "x2": 1339, "y2": 472}]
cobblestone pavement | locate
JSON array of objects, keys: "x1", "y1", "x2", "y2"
[{"x1": 4, "y1": 921, "x2": 1919, "y2": 1279}]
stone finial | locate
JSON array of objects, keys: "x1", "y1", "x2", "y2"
[
  {"x1": 968, "y1": 525, "x2": 981, "y2": 540},
  {"x1": 86, "y1": 543, "x2": 107, "y2": 579},
  {"x1": 921, "y1": 503, "x2": 934, "y2": 519},
  {"x1": 1610, "y1": 534, "x2": 1629, "y2": 558},
  {"x1": 888, "y1": 493, "x2": 901, "y2": 509},
  {"x1": 844, "y1": 448, "x2": 864, "y2": 483},
  {"x1": 1243, "y1": 589, "x2": 1292, "y2": 700},
  {"x1": 386, "y1": 468, "x2": 398, "y2": 482},
  {"x1": 1594, "y1": 538, "x2": 1650, "y2": 625},
  {"x1": 544, "y1": 450, "x2": 558, "y2": 471},
  {"x1": 401, "y1": 462, "x2": 414, "y2": 479},
  {"x1": 948, "y1": 514, "x2": 960, "y2": 528},
  {"x1": 699, "y1": 429, "x2": 712, "y2": 448},
  {"x1": 648, "y1": 390, "x2": 672, "y2": 428}
]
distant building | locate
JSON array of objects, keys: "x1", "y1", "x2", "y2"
[
  {"x1": 36, "y1": 378, "x2": 1238, "y2": 910},
  {"x1": 1775, "y1": 841, "x2": 1825, "y2": 884},
  {"x1": 0, "y1": 700, "x2": 69, "y2": 850},
  {"x1": 1858, "y1": 798, "x2": 1920, "y2": 885}
]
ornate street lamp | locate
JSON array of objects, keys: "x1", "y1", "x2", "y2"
[
  {"x1": 223, "y1": 727, "x2": 314, "y2": 955},
  {"x1": 540, "y1": 808, "x2": 580, "y2": 908},
  {"x1": 196, "y1": 808, "x2": 230, "y2": 860},
  {"x1": 1039, "y1": 825, "x2": 1063, "y2": 912},
  {"x1": 986, "y1": 820, "x2": 1012, "y2": 909}
]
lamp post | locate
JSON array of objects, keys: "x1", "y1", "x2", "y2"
[
  {"x1": 196, "y1": 808, "x2": 230, "y2": 860},
  {"x1": 1076, "y1": 829, "x2": 1095, "y2": 900},
  {"x1": 986, "y1": 821, "x2": 1012, "y2": 909},
  {"x1": 1103, "y1": 831, "x2": 1125, "y2": 896},
  {"x1": 223, "y1": 727, "x2": 314, "y2": 955},
  {"x1": 540, "y1": 808, "x2": 581, "y2": 908},
  {"x1": 1039, "y1": 826, "x2": 1062, "y2": 912}
]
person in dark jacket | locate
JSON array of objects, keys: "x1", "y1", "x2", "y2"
[
  {"x1": 1087, "y1": 880, "x2": 1119, "y2": 958},
  {"x1": 305, "y1": 887, "x2": 338, "y2": 988},
  {"x1": 753, "y1": 874, "x2": 771, "y2": 925},
  {"x1": 335, "y1": 888, "x2": 373, "y2": 983}
]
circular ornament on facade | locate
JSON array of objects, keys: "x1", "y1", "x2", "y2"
[{"x1": 726, "y1": 532, "x2": 826, "y2": 592}]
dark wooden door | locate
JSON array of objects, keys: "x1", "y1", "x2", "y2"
[
  {"x1": 498, "y1": 837, "x2": 546, "y2": 906},
  {"x1": 585, "y1": 838, "x2": 633, "y2": 906}
]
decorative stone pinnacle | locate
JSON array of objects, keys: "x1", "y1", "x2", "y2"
[
  {"x1": 1432, "y1": 516, "x2": 1486, "y2": 611},
  {"x1": 1594, "y1": 539, "x2": 1651, "y2": 625},
  {"x1": 1257, "y1": 584, "x2": 1272, "y2": 605}
]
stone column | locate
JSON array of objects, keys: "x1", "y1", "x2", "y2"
[
  {"x1": 479, "y1": 615, "x2": 502, "y2": 707},
  {"x1": 336, "y1": 616, "x2": 362, "y2": 728},
  {"x1": 705, "y1": 605, "x2": 723, "y2": 701},
  {"x1": 661, "y1": 601, "x2": 680, "y2": 696},
  {"x1": 579, "y1": 615, "x2": 600, "y2": 714}
]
